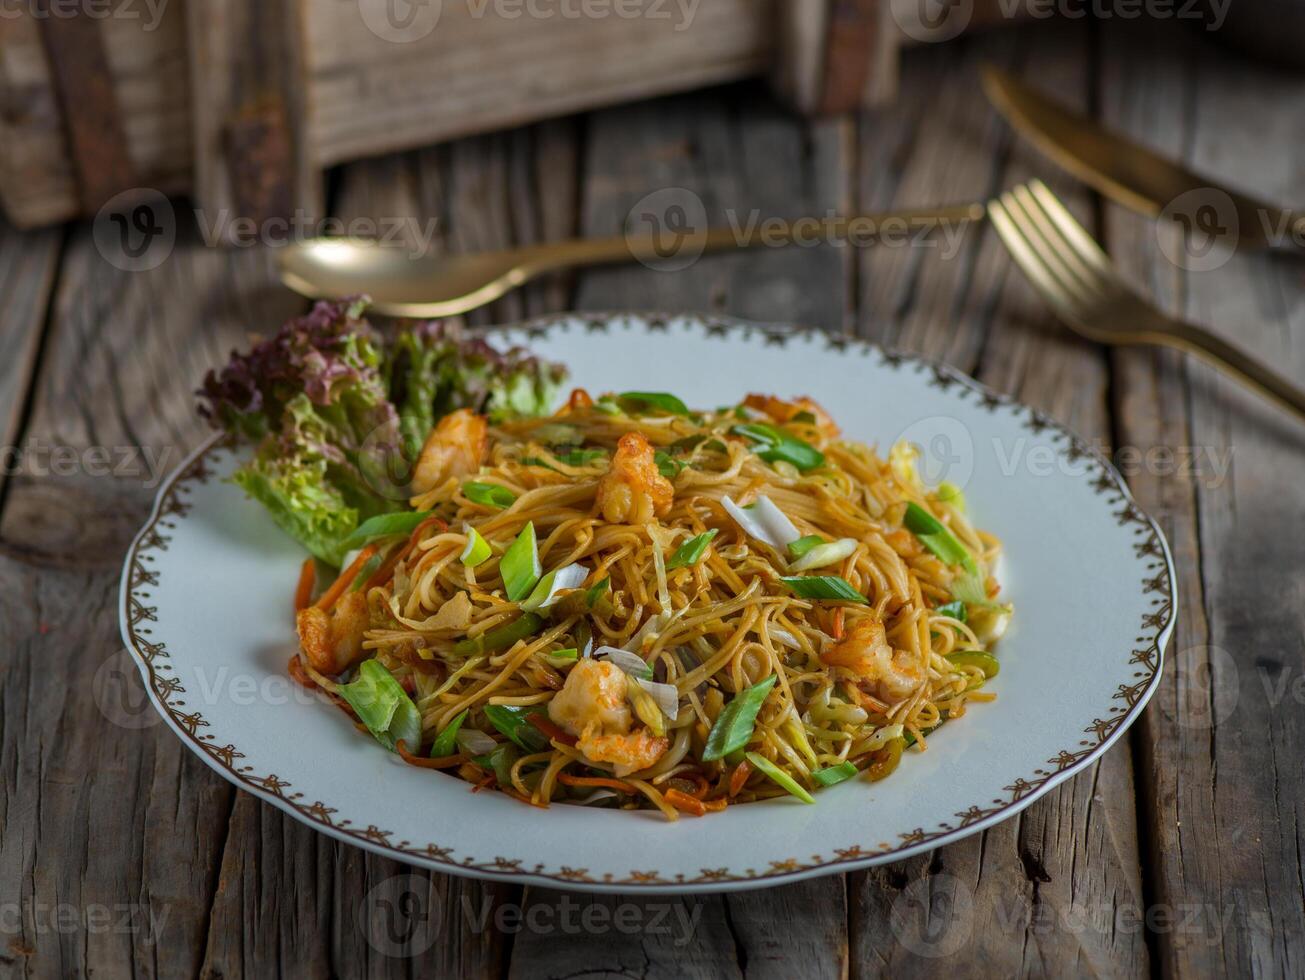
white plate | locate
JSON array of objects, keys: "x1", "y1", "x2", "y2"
[{"x1": 119, "y1": 313, "x2": 1175, "y2": 893}]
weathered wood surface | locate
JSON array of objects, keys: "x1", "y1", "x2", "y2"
[{"x1": 1, "y1": 18, "x2": 1303, "y2": 980}]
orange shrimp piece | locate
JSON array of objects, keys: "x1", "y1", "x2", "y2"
[
  {"x1": 743, "y1": 393, "x2": 840, "y2": 438},
  {"x1": 820, "y1": 617, "x2": 924, "y2": 703},
  {"x1": 596, "y1": 432, "x2": 673, "y2": 524},
  {"x1": 296, "y1": 591, "x2": 370, "y2": 675},
  {"x1": 411, "y1": 408, "x2": 488, "y2": 494}
]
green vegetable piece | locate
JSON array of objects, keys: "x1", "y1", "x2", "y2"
[
  {"x1": 338, "y1": 660, "x2": 422, "y2": 754},
  {"x1": 460, "y1": 527, "x2": 491, "y2": 567},
  {"x1": 350, "y1": 551, "x2": 386, "y2": 591},
  {"x1": 483, "y1": 704, "x2": 550, "y2": 752},
  {"x1": 618, "y1": 391, "x2": 690, "y2": 415},
  {"x1": 340, "y1": 510, "x2": 432, "y2": 553},
  {"x1": 937, "y1": 481, "x2": 967, "y2": 512},
  {"x1": 654, "y1": 451, "x2": 683, "y2": 479},
  {"x1": 554, "y1": 448, "x2": 606, "y2": 467},
  {"x1": 745, "y1": 751, "x2": 815, "y2": 804},
  {"x1": 730, "y1": 422, "x2": 825, "y2": 471},
  {"x1": 463, "y1": 482, "x2": 517, "y2": 510},
  {"x1": 935, "y1": 600, "x2": 967, "y2": 623},
  {"x1": 946, "y1": 650, "x2": 1000, "y2": 679},
  {"x1": 903, "y1": 502, "x2": 971, "y2": 567},
  {"x1": 585, "y1": 577, "x2": 610, "y2": 608},
  {"x1": 666, "y1": 529, "x2": 718, "y2": 570},
  {"x1": 453, "y1": 612, "x2": 545, "y2": 657},
  {"x1": 787, "y1": 534, "x2": 825, "y2": 558},
  {"x1": 500, "y1": 522, "x2": 541, "y2": 601},
  {"x1": 430, "y1": 709, "x2": 468, "y2": 757},
  {"x1": 474, "y1": 743, "x2": 519, "y2": 785},
  {"x1": 811, "y1": 760, "x2": 858, "y2": 787},
  {"x1": 779, "y1": 576, "x2": 868, "y2": 603},
  {"x1": 547, "y1": 648, "x2": 579, "y2": 662},
  {"x1": 702, "y1": 675, "x2": 778, "y2": 761}
]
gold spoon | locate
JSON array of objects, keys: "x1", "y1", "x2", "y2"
[{"x1": 276, "y1": 204, "x2": 984, "y2": 318}]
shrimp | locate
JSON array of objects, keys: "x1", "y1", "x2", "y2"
[
  {"x1": 296, "y1": 592, "x2": 370, "y2": 675},
  {"x1": 596, "y1": 431, "x2": 673, "y2": 524},
  {"x1": 577, "y1": 728, "x2": 670, "y2": 777},
  {"x1": 820, "y1": 617, "x2": 924, "y2": 703},
  {"x1": 548, "y1": 658, "x2": 632, "y2": 737},
  {"x1": 548, "y1": 658, "x2": 668, "y2": 776},
  {"x1": 410, "y1": 408, "x2": 488, "y2": 494},
  {"x1": 743, "y1": 393, "x2": 840, "y2": 438}
]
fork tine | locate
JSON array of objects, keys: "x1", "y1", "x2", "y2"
[
  {"x1": 987, "y1": 196, "x2": 1092, "y2": 324},
  {"x1": 995, "y1": 190, "x2": 1098, "y2": 314},
  {"x1": 1026, "y1": 180, "x2": 1125, "y2": 288},
  {"x1": 1007, "y1": 185, "x2": 1113, "y2": 304}
]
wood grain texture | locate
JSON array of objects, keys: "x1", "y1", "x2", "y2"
[
  {"x1": 846, "y1": 24, "x2": 1149, "y2": 978},
  {"x1": 0, "y1": 220, "x2": 61, "y2": 468},
  {"x1": 1100, "y1": 19, "x2": 1305, "y2": 978}
]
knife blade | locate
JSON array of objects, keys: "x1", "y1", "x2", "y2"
[{"x1": 981, "y1": 66, "x2": 1303, "y2": 251}]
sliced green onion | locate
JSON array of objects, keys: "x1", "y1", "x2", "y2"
[
  {"x1": 937, "y1": 481, "x2": 967, "y2": 512},
  {"x1": 654, "y1": 451, "x2": 683, "y2": 479},
  {"x1": 546, "y1": 647, "x2": 579, "y2": 664},
  {"x1": 521, "y1": 562, "x2": 589, "y2": 612},
  {"x1": 811, "y1": 760, "x2": 858, "y2": 787},
  {"x1": 452, "y1": 612, "x2": 544, "y2": 657},
  {"x1": 946, "y1": 650, "x2": 999, "y2": 678},
  {"x1": 787, "y1": 534, "x2": 825, "y2": 558},
  {"x1": 463, "y1": 481, "x2": 517, "y2": 510},
  {"x1": 702, "y1": 675, "x2": 777, "y2": 760},
  {"x1": 935, "y1": 600, "x2": 967, "y2": 623},
  {"x1": 339, "y1": 511, "x2": 432, "y2": 552},
  {"x1": 430, "y1": 709, "x2": 467, "y2": 757},
  {"x1": 500, "y1": 522, "x2": 541, "y2": 601},
  {"x1": 745, "y1": 751, "x2": 815, "y2": 804},
  {"x1": 780, "y1": 575, "x2": 868, "y2": 603},
  {"x1": 474, "y1": 743, "x2": 519, "y2": 784},
  {"x1": 337, "y1": 660, "x2": 422, "y2": 754},
  {"x1": 666, "y1": 529, "x2": 718, "y2": 570},
  {"x1": 788, "y1": 537, "x2": 858, "y2": 573},
  {"x1": 460, "y1": 525, "x2": 491, "y2": 567},
  {"x1": 351, "y1": 551, "x2": 385, "y2": 591},
  {"x1": 903, "y1": 502, "x2": 970, "y2": 567},
  {"x1": 483, "y1": 704, "x2": 550, "y2": 751},
  {"x1": 731, "y1": 422, "x2": 824, "y2": 471},
  {"x1": 584, "y1": 577, "x2": 610, "y2": 608},
  {"x1": 618, "y1": 391, "x2": 690, "y2": 415}
]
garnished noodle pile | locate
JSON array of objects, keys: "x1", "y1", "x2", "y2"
[{"x1": 293, "y1": 391, "x2": 1010, "y2": 819}]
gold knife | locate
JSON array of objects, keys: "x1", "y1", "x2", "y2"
[{"x1": 981, "y1": 66, "x2": 1304, "y2": 251}]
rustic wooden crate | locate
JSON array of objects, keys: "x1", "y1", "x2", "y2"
[{"x1": 0, "y1": 0, "x2": 995, "y2": 232}]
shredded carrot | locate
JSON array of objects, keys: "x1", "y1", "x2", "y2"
[
  {"x1": 831, "y1": 607, "x2": 845, "y2": 641},
  {"x1": 527, "y1": 714, "x2": 578, "y2": 746},
  {"x1": 702, "y1": 797, "x2": 728, "y2": 812},
  {"x1": 294, "y1": 558, "x2": 316, "y2": 612},
  {"x1": 558, "y1": 774, "x2": 636, "y2": 794},
  {"x1": 729, "y1": 759, "x2": 752, "y2": 798},
  {"x1": 315, "y1": 544, "x2": 379, "y2": 610},
  {"x1": 664, "y1": 788, "x2": 707, "y2": 816},
  {"x1": 396, "y1": 740, "x2": 467, "y2": 769}
]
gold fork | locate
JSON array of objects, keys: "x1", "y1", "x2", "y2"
[{"x1": 987, "y1": 180, "x2": 1305, "y2": 424}]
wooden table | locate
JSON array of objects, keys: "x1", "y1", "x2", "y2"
[{"x1": 2, "y1": 19, "x2": 1301, "y2": 979}]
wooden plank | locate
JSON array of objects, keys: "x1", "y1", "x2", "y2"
[
  {"x1": 0, "y1": 220, "x2": 60, "y2": 470},
  {"x1": 506, "y1": 85, "x2": 853, "y2": 980},
  {"x1": 846, "y1": 23, "x2": 1150, "y2": 977},
  {"x1": 1099, "y1": 19, "x2": 1305, "y2": 978}
]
